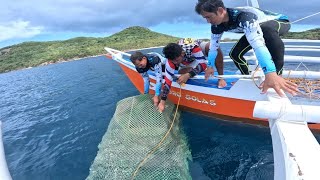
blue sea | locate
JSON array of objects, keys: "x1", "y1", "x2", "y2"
[{"x1": 1, "y1": 42, "x2": 320, "y2": 180}]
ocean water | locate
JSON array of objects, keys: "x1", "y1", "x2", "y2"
[
  {"x1": 1, "y1": 42, "x2": 320, "y2": 180},
  {"x1": 0, "y1": 57, "x2": 138, "y2": 180}
]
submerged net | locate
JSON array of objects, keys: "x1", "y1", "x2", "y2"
[{"x1": 86, "y1": 94, "x2": 192, "y2": 180}]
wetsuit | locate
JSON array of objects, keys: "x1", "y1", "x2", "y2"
[
  {"x1": 136, "y1": 53, "x2": 165, "y2": 96},
  {"x1": 208, "y1": 7, "x2": 290, "y2": 75},
  {"x1": 161, "y1": 44, "x2": 207, "y2": 101}
]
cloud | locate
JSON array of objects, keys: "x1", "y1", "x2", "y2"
[
  {"x1": 1, "y1": 0, "x2": 199, "y2": 33},
  {"x1": 0, "y1": 0, "x2": 319, "y2": 41},
  {"x1": 0, "y1": 20, "x2": 43, "y2": 41}
]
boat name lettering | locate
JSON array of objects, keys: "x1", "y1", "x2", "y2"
[
  {"x1": 185, "y1": 94, "x2": 216, "y2": 106},
  {"x1": 170, "y1": 91, "x2": 181, "y2": 97},
  {"x1": 169, "y1": 91, "x2": 216, "y2": 106}
]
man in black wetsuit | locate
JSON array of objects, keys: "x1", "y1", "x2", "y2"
[{"x1": 195, "y1": 0, "x2": 299, "y2": 97}]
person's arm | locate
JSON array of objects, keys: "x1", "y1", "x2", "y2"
[
  {"x1": 152, "y1": 59, "x2": 163, "y2": 106},
  {"x1": 208, "y1": 33, "x2": 223, "y2": 68},
  {"x1": 215, "y1": 47, "x2": 224, "y2": 75},
  {"x1": 215, "y1": 47, "x2": 227, "y2": 88},
  {"x1": 241, "y1": 17, "x2": 298, "y2": 96},
  {"x1": 189, "y1": 46, "x2": 207, "y2": 77},
  {"x1": 140, "y1": 72, "x2": 150, "y2": 94},
  {"x1": 241, "y1": 20, "x2": 276, "y2": 74},
  {"x1": 205, "y1": 33, "x2": 223, "y2": 81},
  {"x1": 202, "y1": 41, "x2": 226, "y2": 87},
  {"x1": 177, "y1": 46, "x2": 207, "y2": 84},
  {"x1": 158, "y1": 61, "x2": 175, "y2": 112},
  {"x1": 154, "y1": 59, "x2": 163, "y2": 96}
]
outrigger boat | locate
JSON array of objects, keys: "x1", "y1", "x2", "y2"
[
  {"x1": 1, "y1": 1, "x2": 319, "y2": 179},
  {"x1": 0, "y1": 122, "x2": 12, "y2": 180},
  {"x1": 105, "y1": 39, "x2": 320, "y2": 179},
  {"x1": 105, "y1": 45, "x2": 320, "y2": 130}
]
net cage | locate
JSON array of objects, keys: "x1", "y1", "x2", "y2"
[{"x1": 86, "y1": 94, "x2": 192, "y2": 180}]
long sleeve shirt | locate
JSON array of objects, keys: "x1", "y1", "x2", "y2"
[{"x1": 161, "y1": 46, "x2": 207, "y2": 101}]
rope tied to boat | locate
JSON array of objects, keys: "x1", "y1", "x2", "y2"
[
  {"x1": 250, "y1": 64, "x2": 320, "y2": 100},
  {"x1": 251, "y1": 66, "x2": 263, "y2": 89},
  {"x1": 291, "y1": 11, "x2": 320, "y2": 24}
]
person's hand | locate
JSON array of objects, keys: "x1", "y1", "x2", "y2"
[
  {"x1": 153, "y1": 95, "x2": 160, "y2": 107},
  {"x1": 205, "y1": 67, "x2": 214, "y2": 81},
  {"x1": 260, "y1": 72, "x2": 299, "y2": 97},
  {"x1": 157, "y1": 100, "x2": 166, "y2": 113},
  {"x1": 177, "y1": 73, "x2": 191, "y2": 84},
  {"x1": 218, "y1": 79, "x2": 227, "y2": 88}
]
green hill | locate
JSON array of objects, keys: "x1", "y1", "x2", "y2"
[
  {"x1": 0, "y1": 26, "x2": 179, "y2": 73},
  {"x1": 282, "y1": 28, "x2": 320, "y2": 40},
  {"x1": 0, "y1": 26, "x2": 319, "y2": 73}
]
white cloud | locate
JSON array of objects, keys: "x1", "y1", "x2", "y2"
[
  {"x1": 0, "y1": 0, "x2": 319, "y2": 45},
  {"x1": 0, "y1": 20, "x2": 43, "y2": 41},
  {"x1": 1, "y1": 0, "x2": 319, "y2": 35}
]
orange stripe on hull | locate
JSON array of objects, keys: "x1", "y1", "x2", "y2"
[
  {"x1": 166, "y1": 86, "x2": 256, "y2": 119},
  {"x1": 119, "y1": 63, "x2": 258, "y2": 119},
  {"x1": 105, "y1": 54, "x2": 112, "y2": 59},
  {"x1": 119, "y1": 63, "x2": 144, "y2": 94},
  {"x1": 118, "y1": 62, "x2": 320, "y2": 131}
]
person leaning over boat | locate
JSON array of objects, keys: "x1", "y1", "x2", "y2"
[
  {"x1": 178, "y1": 37, "x2": 227, "y2": 88},
  {"x1": 195, "y1": 0, "x2": 299, "y2": 97},
  {"x1": 157, "y1": 43, "x2": 204, "y2": 112},
  {"x1": 130, "y1": 51, "x2": 166, "y2": 106}
]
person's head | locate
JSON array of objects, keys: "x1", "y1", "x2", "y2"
[
  {"x1": 130, "y1": 51, "x2": 147, "y2": 68},
  {"x1": 162, "y1": 43, "x2": 185, "y2": 65},
  {"x1": 177, "y1": 38, "x2": 197, "y2": 60},
  {"x1": 195, "y1": 0, "x2": 227, "y2": 25}
]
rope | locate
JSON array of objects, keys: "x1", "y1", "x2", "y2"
[
  {"x1": 291, "y1": 11, "x2": 320, "y2": 24},
  {"x1": 285, "y1": 67, "x2": 320, "y2": 99},
  {"x1": 131, "y1": 85, "x2": 183, "y2": 180},
  {"x1": 287, "y1": 78, "x2": 320, "y2": 99},
  {"x1": 251, "y1": 68, "x2": 262, "y2": 89},
  {"x1": 249, "y1": 64, "x2": 320, "y2": 100}
]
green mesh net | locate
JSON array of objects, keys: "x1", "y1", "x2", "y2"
[{"x1": 86, "y1": 94, "x2": 192, "y2": 180}]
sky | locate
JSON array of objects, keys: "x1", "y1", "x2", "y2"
[{"x1": 0, "y1": 0, "x2": 319, "y2": 48}]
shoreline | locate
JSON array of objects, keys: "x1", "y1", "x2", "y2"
[
  {"x1": 2, "y1": 38, "x2": 320, "y2": 74},
  {"x1": 1, "y1": 54, "x2": 106, "y2": 74},
  {"x1": 38, "y1": 54, "x2": 105, "y2": 66},
  {"x1": 3, "y1": 46, "x2": 164, "y2": 74}
]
